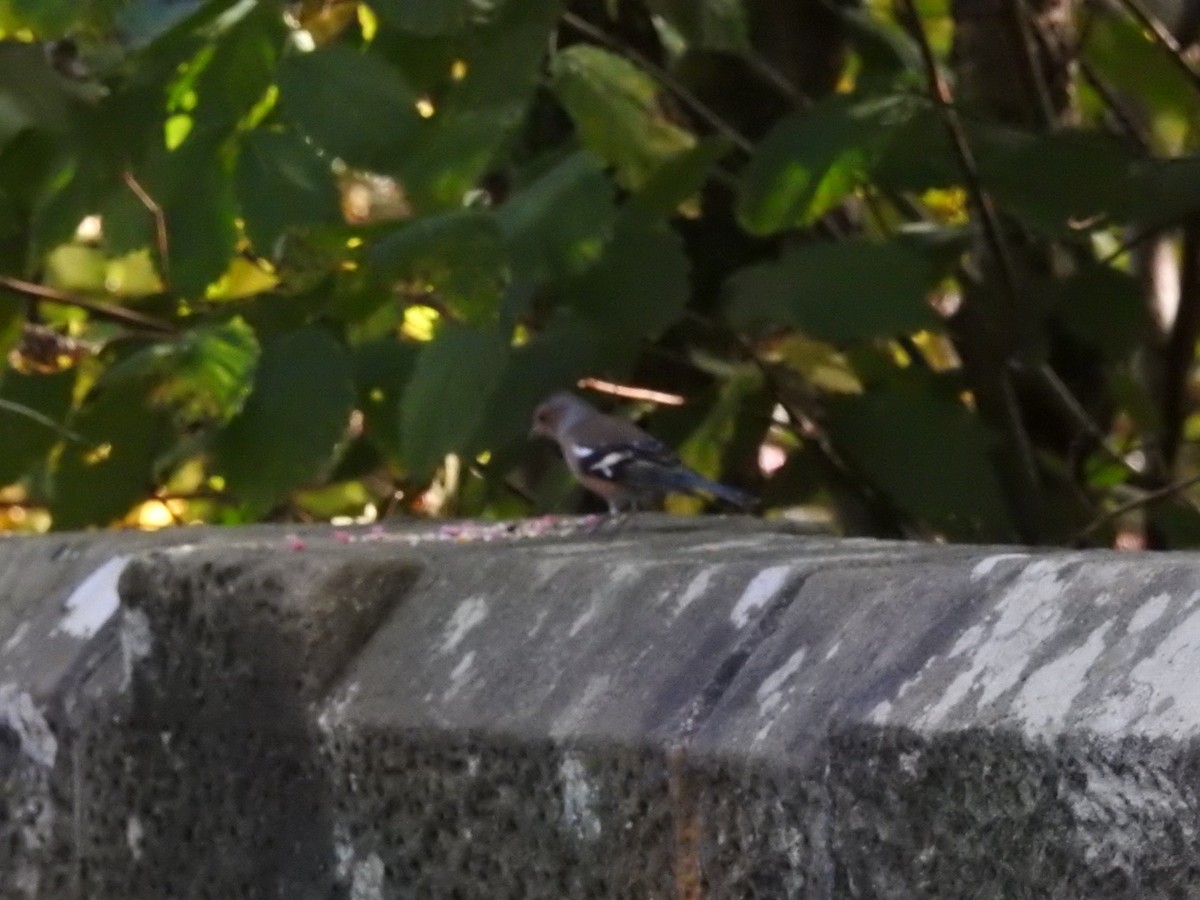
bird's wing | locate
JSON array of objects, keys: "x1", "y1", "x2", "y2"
[{"x1": 571, "y1": 438, "x2": 680, "y2": 485}]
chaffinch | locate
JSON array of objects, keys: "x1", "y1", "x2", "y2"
[{"x1": 530, "y1": 391, "x2": 758, "y2": 513}]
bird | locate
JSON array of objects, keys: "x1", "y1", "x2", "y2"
[{"x1": 530, "y1": 391, "x2": 758, "y2": 514}]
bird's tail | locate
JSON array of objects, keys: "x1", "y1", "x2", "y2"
[{"x1": 658, "y1": 467, "x2": 759, "y2": 510}]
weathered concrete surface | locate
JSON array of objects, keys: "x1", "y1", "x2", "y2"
[{"x1": 4, "y1": 519, "x2": 1200, "y2": 897}]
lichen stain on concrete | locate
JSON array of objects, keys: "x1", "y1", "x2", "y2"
[
  {"x1": 550, "y1": 673, "x2": 612, "y2": 738},
  {"x1": 568, "y1": 597, "x2": 601, "y2": 638},
  {"x1": 440, "y1": 596, "x2": 487, "y2": 654},
  {"x1": 126, "y1": 816, "x2": 144, "y2": 861},
  {"x1": 0, "y1": 684, "x2": 57, "y2": 767},
  {"x1": 918, "y1": 559, "x2": 1067, "y2": 726},
  {"x1": 753, "y1": 647, "x2": 808, "y2": 745},
  {"x1": 756, "y1": 648, "x2": 808, "y2": 718},
  {"x1": 318, "y1": 681, "x2": 360, "y2": 734},
  {"x1": 119, "y1": 606, "x2": 153, "y2": 690},
  {"x1": 3, "y1": 621, "x2": 30, "y2": 654},
  {"x1": 1097, "y1": 599, "x2": 1200, "y2": 737},
  {"x1": 54, "y1": 554, "x2": 129, "y2": 639},
  {"x1": 350, "y1": 853, "x2": 386, "y2": 900},
  {"x1": 970, "y1": 552, "x2": 1031, "y2": 580},
  {"x1": 730, "y1": 565, "x2": 792, "y2": 628},
  {"x1": 1014, "y1": 622, "x2": 1112, "y2": 731},
  {"x1": 1127, "y1": 592, "x2": 1174, "y2": 634},
  {"x1": 673, "y1": 567, "x2": 716, "y2": 617},
  {"x1": 443, "y1": 651, "x2": 476, "y2": 700},
  {"x1": 558, "y1": 754, "x2": 602, "y2": 841}
]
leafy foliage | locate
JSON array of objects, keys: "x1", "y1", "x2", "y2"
[{"x1": 0, "y1": 0, "x2": 1199, "y2": 548}]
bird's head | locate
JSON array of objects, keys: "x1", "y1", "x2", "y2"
[{"x1": 530, "y1": 391, "x2": 588, "y2": 439}]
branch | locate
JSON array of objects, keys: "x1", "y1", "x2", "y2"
[
  {"x1": 123, "y1": 171, "x2": 171, "y2": 285},
  {"x1": 1072, "y1": 472, "x2": 1200, "y2": 544},
  {"x1": 897, "y1": 0, "x2": 1045, "y2": 538},
  {"x1": 896, "y1": 0, "x2": 1024, "y2": 319},
  {"x1": 1113, "y1": 0, "x2": 1200, "y2": 94},
  {"x1": 0, "y1": 276, "x2": 177, "y2": 334}
]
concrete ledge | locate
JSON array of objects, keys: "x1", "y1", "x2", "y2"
[{"x1": 3, "y1": 519, "x2": 1200, "y2": 897}]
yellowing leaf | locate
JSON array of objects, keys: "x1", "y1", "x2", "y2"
[{"x1": 551, "y1": 45, "x2": 695, "y2": 189}]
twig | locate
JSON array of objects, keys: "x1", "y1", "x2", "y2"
[
  {"x1": 897, "y1": 0, "x2": 1045, "y2": 537},
  {"x1": 1113, "y1": 0, "x2": 1200, "y2": 93},
  {"x1": 1072, "y1": 472, "x2": 1200, "y2": 543},
  {"x1": 1078, "y1": 59, "x2": 1153, "y2": 153},
  {"x1": 0, "y1": 276, "x2": 177, "y2": 334},
  {"x1": 1005, "y1": 0, "x2": 1059, "y2": 127},
  {"x1": 560, "y1": 11, "x2": 755, "y2": 154},
  {"x1": 895, "y1": 0, "x2": 1024, "y2": 319},
  {"x1": 123, "y1": 171, "x2": 171, "y2": 284},
  {"x1": 0, "y1": 398, "x2": 82, "y2": 442}
]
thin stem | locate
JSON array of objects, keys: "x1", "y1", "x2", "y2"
[
  {"x1": 1073, "y1": 472, "x2": 1200, "y2": 543},
  {"x1": 0, "y1": 276, "x2": 177, "y2": 334},
  {"x1": 896, "y1": 0, "x2": 1024, "y2": 319},
  {"x1": 123, "y1": 171, "x2": 171, "y2": 284}
]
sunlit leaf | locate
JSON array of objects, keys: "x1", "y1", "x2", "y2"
[
  {"x1": 551, "y1": 45, "x2": 696, "y2": 189},
  {"x1": 100, "y1": 316, "x2": 260, "y2": 423},
  {"x1": 371, "y1": 209, "x2": 508, "y2": 324},
  {"x1": 738, "y1": 93, "x2": 921, "y2": 234}
]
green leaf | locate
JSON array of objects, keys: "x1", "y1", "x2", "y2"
[
  {"x1": 1128, "y1": 155, "x2": 1200, "y2": 230},
  {"x1": 370, "y1": 210, "x2": 508, "y2": 324},
  {"x1": 550, "y1": 45, "x2": 696, "y2": 189},
  {"x1": 277, "y1": 45, "x2": 421, "y2": 171},
  {"x1": 1053, "y1": 265, "x2": 1147, "y2": 361},
  {"x1": 0, "y1": 369, "x2": 76, "y2": 485},
  {"x1": 725, "y1": 239, "x2": 944, "y2": 341},
  {"x1": 100, "y1": 317, "x2": 260, "y2": 423},
  {"x1": 213, "y1": 327, "x2": 355, "y2": 510},
  {"x1": 973, "y1": 126, "x2": 1140, "y2": 235},
  {"x1": 236, "y1": 128, "x2": 340, "y2": 253},
  {"x1": 563, "y1": 212, "x2": 689, "y2": 341},
  {"x1": 497, "y1": 150, "x2": 618, "y2": 282},
  {"x1": 53, "y1": 379, "x2": 175, "y2": 529},
  {"x1": 369, "y1": 0, "x2": 478, "y2": 35},
  {"x1": 632, "y1": 137, "x2": 732, "y2": 215},
  {"x1": 400, "y1": 323, "x2": 508, "y2": 475},
  {"x1": 738, "y1": 93, "x2": 920, "y2": 234},
  {"x1": 1081, "y1": 12, "x2": 1200, "y2": 153},
  {"x1": 351, "y1": 338, "x2": 421, "y2": 462},
  {"x1": 645, "y1": 0, "x2": 750, "y2": 54},
  {"x1": 826, "y1": 390, "x2": 1016, "y2": 539}
]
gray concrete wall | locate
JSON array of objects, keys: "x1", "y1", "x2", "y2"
[{"x1": 3, "y1": 517, "x2": 1200, "y2": 898}]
